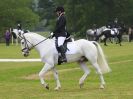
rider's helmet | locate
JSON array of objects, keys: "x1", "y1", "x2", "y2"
[{"x1": 55, "y1": 6, "x2": 65, "y2": 12}]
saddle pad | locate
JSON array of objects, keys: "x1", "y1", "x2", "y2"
[{"x1": 65, "y1": 42, "x2": 78, "y2": 54}]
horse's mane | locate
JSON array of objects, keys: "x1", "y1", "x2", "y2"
[{"x1": 26, "y1": 32, "x2": 46, "y2": 40}]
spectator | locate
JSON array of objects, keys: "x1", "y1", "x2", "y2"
[
  {"x1": 5, "y1": 29, "x2": 11, "y2": 46},
  {"x1": 128, "y1": 25, "x2": 133, "y2": 42}
]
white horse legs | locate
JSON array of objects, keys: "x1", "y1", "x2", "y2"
[
  {"x1": 38, "y1": 62, "x2": 105, "y2": 90},
  {"x1": 39, "y1": 63, "x2": 61, "y2": 90},
  {"x1": 52, "y1": 67, "x2": 61, "y2": 90},
  {"x1": 78, "y1": 62, "x2": 90, "y2": 88},
  {"x1": 39, "y1": 63, "x2": 53, "y2": 90},
  {"x1": 92, "y1": 62, "x2": 105, "y2": 89}
]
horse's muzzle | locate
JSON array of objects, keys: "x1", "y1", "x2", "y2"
[
  {"x1": 22, "y1": 48, "x2": 29, "y2": 57},
  {"x1": 23, "y1": 53, "x2": 29, "y2": 57}
]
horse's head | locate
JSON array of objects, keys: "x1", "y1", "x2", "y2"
[
  {"x1": 11, "y1": 29, "x2": 32, "y2": 57},
  {"x1": 20, "y1": 33, "x2": 36, "y2": 57},
  {"x1": 86, "y1": 29, "x2": 94, "y2": 35}
]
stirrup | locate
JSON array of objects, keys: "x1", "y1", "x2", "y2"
[
  {"x1": 58, "y1": 56, "x2": 67, "y2": 65},
  {"x1": 58, "y1": 55, "x2": 63, "y2": 65}
]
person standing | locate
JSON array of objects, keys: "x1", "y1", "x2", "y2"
[
  {"x1": 5, "y1": 29, "x2": 11, "y2": 46},
  {"x1": 128, "y1": 25, "x2": 133, "y2": 42}
]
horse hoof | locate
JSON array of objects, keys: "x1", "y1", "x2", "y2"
[
  {"x1": 54, "y1": 86, "x2": 61, "y2": 91},
  {"x1": 100, "y1": 85, "x2": 105, "y2": 89},
  {"x1": 79, "y1": 83, "x2": 84, "y2": 88},
  {"x1": 45, "y1": 84, "x2": 49, "y2": 90}
]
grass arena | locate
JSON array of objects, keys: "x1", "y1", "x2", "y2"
[{"x1": 0, "y1": 42, "x2": 133, "y2": 99}]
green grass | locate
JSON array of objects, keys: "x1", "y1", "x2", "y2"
[
  {"x1": 0, "y1": 44, "x2": 39, "y2": 58},
  {"x1": 0, "y1": 42, "x2": 133, "y2": 99}
]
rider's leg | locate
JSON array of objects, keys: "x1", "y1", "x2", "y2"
[{"x1": 58, "y1": 37, "x2": 67, "y2": 62}]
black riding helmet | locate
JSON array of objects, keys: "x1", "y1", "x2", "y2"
[{"x1": 55, "y1": 6, "x2": 65, "y2": 12}]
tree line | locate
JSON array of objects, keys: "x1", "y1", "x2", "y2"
[
  {"x1": 1, "y1": 0, "x2": 133, "y2": 38},
  {"x1": 38, "y1": 0, "x2": 133, "y2": 37},
  {"x1": 0, "y1": 0, "x2": 39, "y2": 38}
]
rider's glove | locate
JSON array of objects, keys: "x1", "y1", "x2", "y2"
[
  {"x1": 50, "y1": 32, "x2": 54, "y2": 36},
  {"x1": 50, "y1": 32, "x2": 55, "y2": 38}
]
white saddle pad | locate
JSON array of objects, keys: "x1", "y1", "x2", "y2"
[{"x1": 65, "y1": 42, "x2": 78, "y2": 54}]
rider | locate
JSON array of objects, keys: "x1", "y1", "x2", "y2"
[
  {"x1": 113, "y1": 18, "x2": 119, "y2": 28},
  {"x1": 51, "y1": 6, "x2": 67, "y2": 63},
  {"x1": 17, "y1": 23, "x2": 22, "y2": 30},
  {"x1": 17, "y1": 22, "x2": 22, "y2": 33},
  {"x1": 92, "y1": 24, "x2": 97, "y2": 36}
]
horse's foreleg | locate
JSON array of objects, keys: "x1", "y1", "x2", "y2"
[
  {"x1": 92, "y1": 62, "x2": 105, "y2": 89},
  {"x1": 104, "y1": 38, "x2": 108, "y2": 46},
  {"x1": 78, "y1": 61, "x2": 90, "y2": 88},
  {"x1": 52, "y1": 67, "x2": 61, "y2": 91},
  {"x1": 39, "y1": 63, "x2": 53, "y2": 90}
]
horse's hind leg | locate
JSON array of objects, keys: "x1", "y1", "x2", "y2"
[
  {"x1": 118, "y1": 35, "x2": 122, "y2": 46},
  {"x1": 78, "y1": 61, "x2": 90, "y2": 88},
  {"x1": 109, "y1": 37, "x2": 113, "y2": 43},
  {"x1": 92, "y1": 62, "x2": 105, "y2": 89}
]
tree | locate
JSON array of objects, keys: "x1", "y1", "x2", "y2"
[
  {"x1": 36, "y1": 0, "x2": 133, "y2": 37},
  {"x1": 0, "y1": 0, "x2": 39, "y2": 37},
  {"x1": 38, "y1": 0, "x2": 55, "y2": 29}
]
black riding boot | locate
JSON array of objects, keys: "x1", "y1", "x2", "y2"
[{"x1": 58, "y1": 45, "x2": 67, "y2": 63}]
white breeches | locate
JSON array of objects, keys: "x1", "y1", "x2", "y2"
[{"x1": 58, "y1": 37, "x2": 66, "y2": 47}]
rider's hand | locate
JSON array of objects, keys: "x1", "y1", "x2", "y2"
[
  {"x1": 50, "y1": 32, "x2": 55, "y2": 38},
  {"x1": 50, "y1": 32, "x2": 54, "y2": 36}
]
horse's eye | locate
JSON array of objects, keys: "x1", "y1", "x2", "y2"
[{"x1": 21, "y1": 42, "x2": 24, "y2": 44}]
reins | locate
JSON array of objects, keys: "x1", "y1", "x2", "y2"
[{"x1": 31, "y1": 35, "x2": 51, "y2": 48}]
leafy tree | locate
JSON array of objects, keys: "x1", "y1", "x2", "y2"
[
  {"x1": 0, "y1": 0, "x2": 39, "y2": 37},
  {"x1": 37, "y1": 0, "x2": 55, "y2": 30},
  {"x1": 37, "y1": 0, "x2": 133, "y2": 37}
]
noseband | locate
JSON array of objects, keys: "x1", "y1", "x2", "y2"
[{"x1": 20, "y1": 34, "x2": 32, "y2": 53}]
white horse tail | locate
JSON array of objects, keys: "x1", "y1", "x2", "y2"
[{"x1": 92, "y1": 41, "x2": 111, "y2": 73}]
